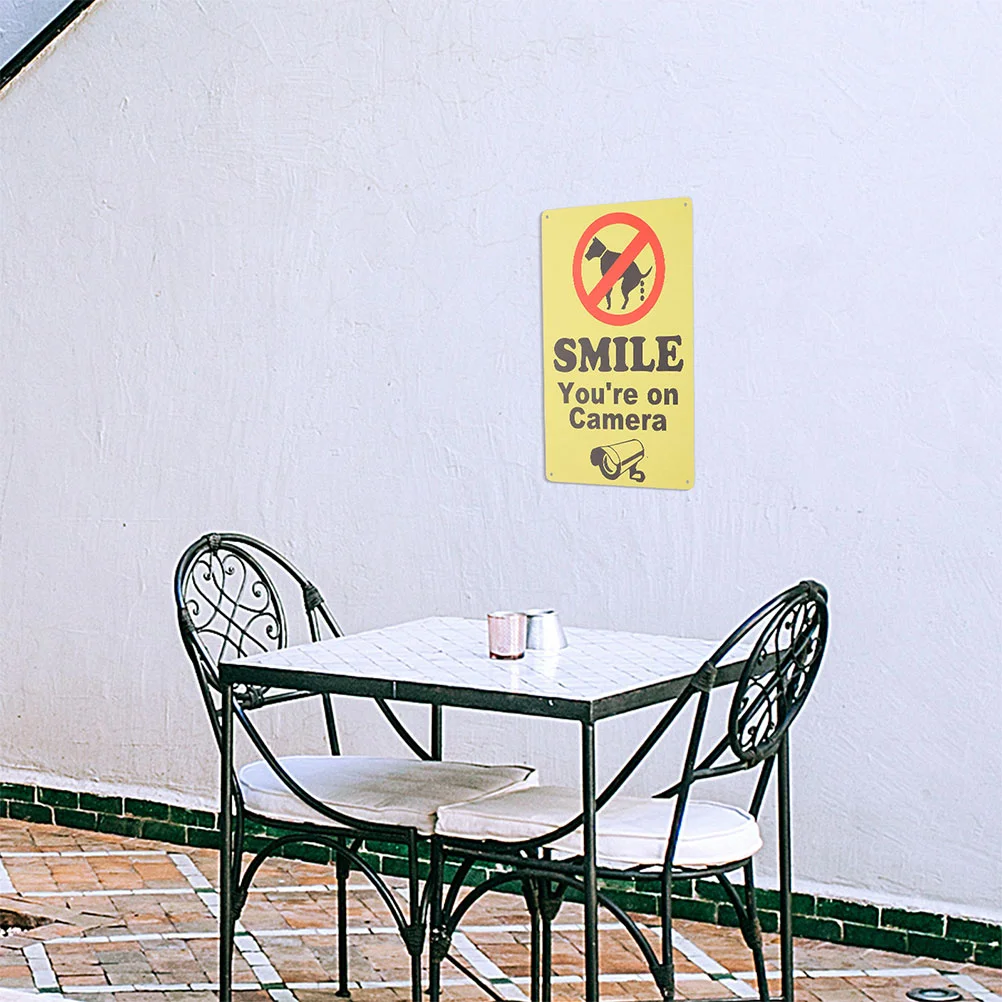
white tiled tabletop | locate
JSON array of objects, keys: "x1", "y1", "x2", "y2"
[{"x1": 221, "y1": 617, "x2": 741, "y2": 720}]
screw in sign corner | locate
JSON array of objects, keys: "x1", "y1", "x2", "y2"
[{"x1": 541, "y1": 196, "x2": 693, "y2": 490}]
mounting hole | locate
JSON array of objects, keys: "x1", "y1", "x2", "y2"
[{"x1": 907, "y1": 990, "x2": 963, "y2": 1002}]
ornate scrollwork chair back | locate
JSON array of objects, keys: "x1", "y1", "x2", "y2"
[
  {"x1": 670, "y1": 580, "x2": 830, "y2": 801},
  {"x1": 174, "y1": 531, "x2": 343, "y2": 750},
  {"x1": 650, "y1": 582, "x2": 829, "y2": 875},
  {"x1": 726, "y1": 580, "x2": 828, "y2": 766}
]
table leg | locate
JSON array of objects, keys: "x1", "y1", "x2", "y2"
[
  {"x1": 428, "y1": 840, "x2": 444, "y2": 1002},
  {"x1": 219, "y1": 683, "x2": 234, "y2": 1002},
  {"x1": 778, "y1": 732, "x2": 793, "y2": 1002},
  {"x1": 431, "y1": 705, "x2": 443, "y2": 760},
  {"x1": 581, "y1": 720, "x2": 599, "y2": 1002},
  {"x1": 336, "y1": 848, "x2": 351, "y2": 997}
]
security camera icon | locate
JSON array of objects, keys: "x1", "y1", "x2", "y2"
[{"x1": 590, "y1": 439, "x2": 646, "y2": 484}]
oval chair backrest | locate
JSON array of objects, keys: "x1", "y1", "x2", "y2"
[
  {"x1": 719, "y1": 581, "x2": 829, "y2": 766},
  {"x1": 174, "y1": 533, "x2": 341, "y2": 704},
  {"x1": 174, "y1": 534, "x2": 436, "y2": 764},
  {"x1": 177, "y1": 534, "x2": 286, "y2": 680},
  {"x1": 652, "y1": 581, "x2": 829, "y2": 875}
]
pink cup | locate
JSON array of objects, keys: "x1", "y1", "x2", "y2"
[{"x1": 487, "y1": 611, "x2": 527, "y2": 660}]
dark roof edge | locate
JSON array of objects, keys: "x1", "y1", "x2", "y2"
[{"x1": 0, "y1": 0, "x2": 100, "y2": 95}]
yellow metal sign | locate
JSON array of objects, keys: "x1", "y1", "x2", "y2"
[{"x1": 542, "y1": 197, "x2": 693, "y2": 489}]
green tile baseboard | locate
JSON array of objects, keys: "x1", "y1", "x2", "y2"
[{"x1": 1, "y1": 781, "x2": 998, "y2": 969}]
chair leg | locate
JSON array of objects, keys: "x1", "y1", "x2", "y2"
[
  {"x1": 409, "y1": 931, "x2": 423, "y2": 999},
  {"x1": 531, "y1": 905, "x2": 541, "y2": 1002},
  {"x1": 516, "y1": 875, "x2": 560, "y2": 1002},
  {"x1": 778, "y1": 734, "x2": 795, "y2": 1002},
  {"x1": 335, "y1": 847, "x2": 351, "y2": 997},
  {"x1": 540, "y1": 881, "x2": 559, "y2": 1002},
  {"x1": 656, "y1": 872, "x2": 676, "y2": 1001},
  {"x1": 522, "y1": 880, "x2": 542, "y2": 1002},
  {"x1": 742, "y1": 862, "x2": 770, "y2": 1002},
  {"x1": 218, "y1": 850, "x2": 235, "y2": 1002},
  {"x1": 404, "y1": 839, "x2": 425, "y2": 1002},
  {"x1": 428, "y1": 842, "x2": 446, "y2": 1002},
  {"x1": 220, "y1": 819, "x2": 246, "y2": 1002},
  {"x1": 219, "y1": 692, "x2": 236, "y2": 1002},
  {"x1": 219, "y1": 902, "x2": 236, "y2": 1002}
]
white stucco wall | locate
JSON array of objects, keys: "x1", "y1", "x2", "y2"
[{"x1": 0, "y1": 1, "x2": 999, "y2": 921}]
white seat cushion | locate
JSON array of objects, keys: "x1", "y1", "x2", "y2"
[
  {"x1": 436, "y1": 786, "x2": 762, "y2": 868},
  {"x1": 239, "y1": 755, "x2": 537, "y2": 836}
]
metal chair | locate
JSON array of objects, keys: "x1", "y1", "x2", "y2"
[
  {"x1": 429, "y1": 581, "x2": 829, "y2": 1002},
  {"x1": 174, "y1": 532, "x2": 537, "y2": 1001}
]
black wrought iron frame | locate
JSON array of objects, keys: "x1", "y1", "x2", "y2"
[
  {"x1": 206, "y1": 566, "x2": 827, "y2": 1002},
  {"x1": 426, "y1": 581, "x2": 829, "y2": 1002},
  {"x1": 174, "y1": 533, "x2": 447, "y2": 1002}
]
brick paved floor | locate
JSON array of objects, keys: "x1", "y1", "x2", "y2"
[{"x1": 0, "y1": 819, "x2": 997, "y2": 1002}]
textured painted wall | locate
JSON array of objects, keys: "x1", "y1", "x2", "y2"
[{"x1": 0, "y1": 1, "x2": 999, "y2": 919}]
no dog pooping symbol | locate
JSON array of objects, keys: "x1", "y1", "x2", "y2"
[
  {"x1": 541, "y1": 197, "x2": 694, "y2": 491},
  {"x1": 573, "y1": 212, "x2": 665, "y2": 325}
]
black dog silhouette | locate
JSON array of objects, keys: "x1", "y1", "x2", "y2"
[{"x1": 585, "y1": 236, "x2": 653, "y2": 310}]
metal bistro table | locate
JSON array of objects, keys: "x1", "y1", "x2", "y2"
[{"x1": 218, "y1": 616, "x2": 793, "y2": 1002}]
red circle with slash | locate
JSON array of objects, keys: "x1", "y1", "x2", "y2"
[{"x1": 572, "y1": 211, "x2": 665, "y2": 326}]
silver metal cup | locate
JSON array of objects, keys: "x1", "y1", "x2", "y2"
[{"x1": 525, "y1": 609, "x2": 567, "y2": 651}]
